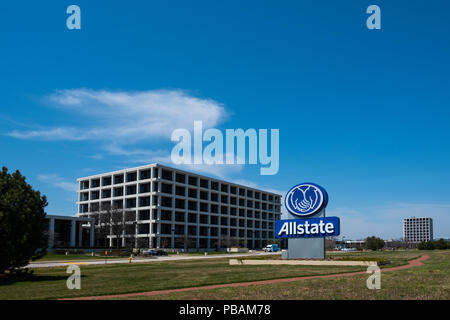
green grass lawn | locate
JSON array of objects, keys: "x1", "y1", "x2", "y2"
[
  {"x1": 1, "y1": 256, "x2": 364, "y2": 300},
  {"x1": 125, "y1": 250, "x2": 450, "y2": 300},
  {"x1": 33, "y1": 252, "x2": 109, "y2": 262},
  {"x1": 0, "y1": 250, "x2": 446, "y2": 300}
]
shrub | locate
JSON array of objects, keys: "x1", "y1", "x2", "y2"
[
  {"x1": 418, "y1": 241, "x2": 435, "y2": 250},
  {"x1": 364, "y1": 236, "x2": 385, "y2": 251},
  {"x1": 434, "y1": 238, "x2": 448, "y2": 250}
]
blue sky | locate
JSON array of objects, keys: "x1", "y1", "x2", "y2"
[{"x1": 1, "y1": 1, "x2": 449, "y2": 239}]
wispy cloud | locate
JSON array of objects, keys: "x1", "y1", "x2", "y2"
[
  {"x1": 8, "y1": 89, "x2": 227, "y2": 142},
  {"x1": 37, "y1": 174, "x2": 78, "y2": 192},
  {"x1": 8, "y1": 88, "x2": 245, "y2": 179}
]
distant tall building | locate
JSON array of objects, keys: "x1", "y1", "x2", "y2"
[{"x1": 403, "y1": 217, "x2": 433, "y2": 242}]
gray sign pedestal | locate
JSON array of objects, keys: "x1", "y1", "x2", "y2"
[{"x1": 287, "y1": 209, "x2": 325, "y2": 259}]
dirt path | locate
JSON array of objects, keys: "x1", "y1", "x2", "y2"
[{"x1": 64, "y1": 254, "x2": 430, "y2": 300}]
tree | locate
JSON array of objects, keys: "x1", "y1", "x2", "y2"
[
  {"x1": 364, "y1": 236, "x2": 385, "y2": 251},
  {"x1": 219, "y1": 234, "x2": 233, "y2": 248},
  {"x1": 0, "y1": 167, "x2": 48, "y2": 274},
  {"x1": 434, "y1": 238, "x2": 448, "y2": 250},
  {"x1": 325, "y1": 236, "x2": 337, "y2": 250},
  {"x1": 418, "y1": 241, "x2": 434, "y2": 250},
  {"x1": 177, "y1": 234, "x2": 195, "y2": 251}
]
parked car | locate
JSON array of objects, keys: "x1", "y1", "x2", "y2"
[
  {"x1": 142, "y1": 249, "x2": 168, "y2": 256},
  {"x1": 142, "y1": 249, "x2": 158, "y2": 256},
  {"x1": 155, "y1": 250, "x2": 168, "y2": 256},
  {"x1": 263, "y1": 244, "x2": 279, "y2": 252}
]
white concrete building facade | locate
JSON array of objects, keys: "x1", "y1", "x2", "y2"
[
  {"x1": 77, "y1": 164, "x2": 282, "y2": 250},
  {"x1": 46, "y1": 214, "x2": 95, "y2": 249},
  {"x1": 403, "y1": 217, "x2": 433, "y2": 242}
]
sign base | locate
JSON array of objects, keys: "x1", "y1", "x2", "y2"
[
  {"x1": 286, "y1": 208, "x2": 326, "y2": 259},
  {"x1": 287, "y1": 237, "x2": 325, "y2": 259}
]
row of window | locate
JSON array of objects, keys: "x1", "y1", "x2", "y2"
[
  {"x1": 80, "y1": 169, "x2": 155, "y2": 189},
  {"x1": 82, "y1": 206, "x2": 277, "y2": 221},
  {"x1": 79, "y1": 168, "x2": 280, "y2": 202},
  {"x1": 79, "y1": 188, "x2": 280, "y2": 210},
  {"x1": 79, "y1": 198, "x2": 280, "y2": 215}
]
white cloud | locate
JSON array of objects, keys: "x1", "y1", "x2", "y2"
[
  {"x1": 37, "y1": 174, "x2": 78, "y2": 192},
  {"x1": 8, "y1": 88, "x2": 244, "y2": 179},
  {"x1": 8, "y1": 89, "x2": 227, "y2": 142}
]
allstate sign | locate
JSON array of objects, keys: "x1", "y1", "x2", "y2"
[
  {"x1": 276, "y1": 217, "x2": 340, "y2": 238},
  {"x1": 284, "y1": 183, "x2": 328, "y2": 217}
]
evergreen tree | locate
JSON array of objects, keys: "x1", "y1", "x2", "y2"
[{"x1": 0, "y1": 167, "x2": 48, "y2": 274}]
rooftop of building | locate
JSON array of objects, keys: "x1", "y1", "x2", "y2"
[{"x1": 76, "y1": 163, "x2": 282, "y2": 197}]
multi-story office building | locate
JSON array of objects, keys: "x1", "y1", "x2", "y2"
[
  {"x1": 77, "y1": 163, "x2": 282, "y2": 250},
  {"x1": 403, "y1": 217, "x2": 433, "y2": 242}
]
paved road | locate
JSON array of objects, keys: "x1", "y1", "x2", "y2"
[{"x1": 26, "y1": 252, "x2": 280, "y2": 268}]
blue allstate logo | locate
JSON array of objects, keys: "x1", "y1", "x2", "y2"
[{"x1": 285, "y1": 183, "x2": 328, "y2": 217}]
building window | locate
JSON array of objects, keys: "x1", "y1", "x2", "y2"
[
  {"x1": 188, "y1": 188, "x2": 197, "y2": 198},
  {"x1": 200, "y1": 190, "x2": 208, "y2": 200},
  {"x1": 139, "y1": 196, "x2": 150, "y2": 207},
  {"x1": 176, "y1": 186, "x2": 185, "y2": 197},
  {"x1": 188, "y1": 213, "x2": 197, "y2": 223},
  {"x1": 175, "y1": 212, "x2": 185, "y2": 222},
  {"x1": 140, "y1": 169, "x2": 151, "y2": 180},
  {"x1": 175, "y1": 198, "x2": 185, "y2": 209},
  {"x1": 91, "y1": 179, "x2": 100, "y2": 188},
  {"x1": 80, "y1": 180, "x2": 89, "y2": 190},
  {"x1": 161, "y1": 196, "x2": 172, "y2": 208},
  {"x1": 113, "y1": 200, "x2": 123, "y2": 209},
  {"x1": 126, "y1": 172, "x2": 137, "y2": 182},
  {"x1": 139, "y1": 183, "x2": 151, "y2": 194},
  {"x1": 162, "y1": 169, "x2": 173, "y2": 181},
  {"x1": 176, "y1": 173, "x2": 186, "y2": 184},
  {"x1": 114, "y1": 174, "x2": 124, "y2": 184},
  {"x1": 102, "y1": 176, "x2": 112, "y2": 186},
  {"x1": 80, "y1": 192, "x2": 89, "y2": 201},
  {"x1": 200, "y1": 179, "x2": 209, "y2": 188},
  {"x1": 188, "y1": 176, "x2": 198, "y2": 186},
  {"x1": 200, "y1": 202, "x2": 208, "y2": 212},
  {"x1": 126, "y1": 185, "x2": 137, "y2": 195},
  {"x1": 161, "y1": 183, "x2": 173, "y2": 194},
  {"x1": 188, "y1": 201, "x2": 197, "y2": 211},
  {"x1": 126, "y1": 198, "x2": 136, "y2": 208},
  {"x1": 138, "y1": 210, "x2": 150, "y2": 220},
  {"x1": 161, "y1": 210, "x2": 172, "y2": 221},
  {"x1": 91, "y1": 191, "x2": 100, "y2": 200},
  {"x1": 102, "y1": 189, "x2": 111, "y2": 199}
]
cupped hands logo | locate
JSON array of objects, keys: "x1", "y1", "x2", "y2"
[{"x1": 285, "y1": 183, "x2": 328, "y2": 217}]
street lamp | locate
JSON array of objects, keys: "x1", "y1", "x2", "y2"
[{"x1": 171, "y1": 226, "x2": 175, "y2": 251}]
